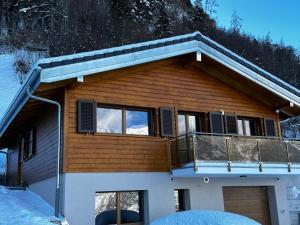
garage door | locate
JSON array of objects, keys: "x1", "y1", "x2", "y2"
[{"x1": 223, "y1": 186, "x2": 271, "y2": 225}]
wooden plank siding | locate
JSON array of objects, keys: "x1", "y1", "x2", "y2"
[
  {"x1": 6, "y1": 104, "x2": 60, "y2": 185},
  {"x1": 22, "y1": 106, "x2": 59, "y2": 184},
  {"x1": 64, "y1": 57, "x2": 279, "y2": 172}
]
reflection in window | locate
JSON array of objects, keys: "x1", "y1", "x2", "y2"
[
  {"x1": 178, "y1": 114, "x2": 186, "y2": 136},
  {"x1": 95, "y1": 191, "x2": 144, "y2": 225},
  {"x1": 95, "y1": 193, "x2": 117, "y2": 224},
  {"x1": 97, "y1": 108, "x2": 122, "y2": 133},
  {"x1": 178, "y1": 113, "x2": 201, "y2": 136},
  {"x1": 237, "y1": 119, "x2": 244, "y2": 135},
  {"x1": 126, "y1": 110, "x2": 149, "y2": 135},
  {"x1": 244, "y1": 120, "x2": 251, "y2": 136},
  {"x1": 188, "y1": 115, "x2": 197, "y2": 133},
  {"x1": 237, "y1": 118, "x2": 257, "y2": 136},
  {"x1": 174, "y1": 189, "x2": 190, "y2": 212}
]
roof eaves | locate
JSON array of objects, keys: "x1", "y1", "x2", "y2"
[
  {"x1": 40, "y1": 40, "x2": 200, "y2": 83},
  {"x1": 0, "y1": 68, "x2": 41, "y2": 137},
  {"x1": 197, "y1": 39, "x2": 300, "y2": 107}
]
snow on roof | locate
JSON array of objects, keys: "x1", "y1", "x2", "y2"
[
  {"x1": 0, "y1": 55, "x2": 21, "y2": 120},
  {"x1": 150, "y1": 210, "x2": 261, "y2": 225},
  {"x1": 0, "y1": 186, "x2": 54, "y2": 225}
]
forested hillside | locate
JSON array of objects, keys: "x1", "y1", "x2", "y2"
[{"x1": 1, "y1": 0, "x2": 299, "y2": 88}]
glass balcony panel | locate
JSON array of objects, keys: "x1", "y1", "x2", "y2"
[
  {"x1": 194, "y1": 135, "x2": 227, "y2": 161},
  {"x1": 259, "y1": 139, "x2": 287, "y2": 163},
  {"x1": 287, "y1": 141, "x2": 300, "y2": 163},
  {"x1": 228, "y1": 137, "x2": 258, "y2": 162}
]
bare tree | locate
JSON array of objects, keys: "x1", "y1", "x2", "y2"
[
  {"x1": 204, "y1": 0, "x2": 218, "y2": 17},
  {"x1": 230, "y1": 10, "x2": 243, "y2": 32}
]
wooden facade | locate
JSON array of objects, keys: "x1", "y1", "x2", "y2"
[
  {"x1": 3, "y1": 54, "x2": 284, "y2": 184},
  {"x1": 63, "y1": 56, "x2": 279, "y2": 173}
]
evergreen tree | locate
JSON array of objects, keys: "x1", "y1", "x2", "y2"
[{"x1": 154, "y1": 1, "x2": 173, "y2": 39}]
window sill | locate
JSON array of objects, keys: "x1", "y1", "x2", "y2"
[
  {"x1": 93, "y1": 133, "x2": 161, "y2": 139},
  {"x1": 23, "y1": 155, "x2": 35, "y2": 162}
]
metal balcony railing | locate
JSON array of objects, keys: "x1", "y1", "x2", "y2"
[{"x1": 168, "y1": 133, "x2": 300, "y2": 172}]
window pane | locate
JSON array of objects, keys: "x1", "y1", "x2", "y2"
[
  {"x1": 126, "y1": 110, "x2": 150, "y2": 135},
  {"x1": 95, "y1": 192, "x2": 117, "y2": 224},
  {"x1": 120, "y1": 191, "x2": 142, "y2": 224},
  {"x1": 244, "y1": 120, "x2": 251, "y2": 136},
  {"x1": 188, "y1": 115, "x2": 197, "y2": 134},
  {"x1": 97, "y1": 108, "x2": 122, "y2": 133},
  {"x1": 178, "y1": 114, "x2": 186, "y2": 136},
  {"x1": 237, "y1": 120, "x2": 244, "y2": 135}
]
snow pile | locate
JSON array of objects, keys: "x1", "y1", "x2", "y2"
[
  {"x1": 0, "y1": 54, "x2": 21, "y2": 120},
  {"x1": 0, "y1": 186, "x2": 55, "y2": 225},
  {"x1": 151, "y1": 210, "x2": 261, "y2": 225}
]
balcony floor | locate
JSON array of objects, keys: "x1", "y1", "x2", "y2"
[{"x1": 171, "y1": 161, "x2": 300, "y2": 177}]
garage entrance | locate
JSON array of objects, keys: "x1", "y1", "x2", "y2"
[{"x1": 223, "y1": 186, "x2": 271, "y2": 225}]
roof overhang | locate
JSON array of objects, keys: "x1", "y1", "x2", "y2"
[{"x1": 0, "y1": 32, "x2": 299, "y2": 138}]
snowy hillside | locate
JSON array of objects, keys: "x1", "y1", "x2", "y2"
[
  {"x1": 0, "y1": 186, "x2": 55, "y2": 225},
  {"x1": 0, "y1": 54, "x2": 21, "y2": 120}
]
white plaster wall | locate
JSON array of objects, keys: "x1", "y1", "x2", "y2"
[
  {"x1": 29, "y1": 176, "x2": 57, "y2": 207},
  {"x1": 62, "y1": 172, "x2": 292, "y2": 225}
]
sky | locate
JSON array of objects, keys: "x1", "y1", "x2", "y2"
[{"x1": 210, "y1": 0, "x2": 300, "y2": 49}]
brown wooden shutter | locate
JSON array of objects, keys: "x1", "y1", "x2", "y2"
[
  {"x1": 160, "y1": 107, "x2": 175, "y2": 137},
  {"x1": 225, "y1": 114, "x2": 238, "y2": 134},
  {"x1": 209, "y1": 112, "x2": 224, "y2": 134},
  {"x1": 264, "y1": 119, "x2": 276, "y2": 137},
  {"x1": 77, "y1": 100, "x2": 96, "y2": 133}
]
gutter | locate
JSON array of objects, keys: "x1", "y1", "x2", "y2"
[{"x1": 26, "y1": 85, "x2": 62, "y2": 218}]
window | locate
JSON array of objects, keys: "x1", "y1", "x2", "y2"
[
  {"x1": 126, "y1": 110, "x2": 150, "y2": 135},
  {"x1": 97, "y1": 106, "x2": 153, "y2": 136},
  {"x1": 95, "y1": 191, "x2": 145, "y2": 225},
  {"x1": 23, "y1": 129, "x2": 36, "y2": 161},
  {"x1": 174, "y1": 189, "x2": 190, "y2": 212},
  {"x1": 177, "y1": 113, "x2": 201, "y2": 136},
  {"x1": 97, "y1": 108, "x2": 122, "y2": 133},
  {"x1": 237, "y1": 118, "x2": 257, "y2": 136}
]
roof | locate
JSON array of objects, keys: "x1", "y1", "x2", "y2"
[{"x1": 0, "y1": 31, "x2": 300, "y2": 137}]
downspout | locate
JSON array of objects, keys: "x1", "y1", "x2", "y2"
[{"x1": 27, "y1": 86, "x2": 62, "y2": 218}]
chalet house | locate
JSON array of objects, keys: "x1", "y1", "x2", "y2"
[{"x1": 1, "y1": 32, "x2": 300, "y2": 225}]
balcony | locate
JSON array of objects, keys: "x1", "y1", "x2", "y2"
[{"x1": 168, "y1": 133, "x2": 300, "y2": 177}]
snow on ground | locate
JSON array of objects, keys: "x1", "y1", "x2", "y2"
[
  {"x1": 0, "y1": 54, "x2": 21, "y2": 120},
  {"x1": 150, "y1": 210, "x2": 261, "y2": 225},
  {"x1": 0, "y1": 186, "x2": 55, "y2": 225}
]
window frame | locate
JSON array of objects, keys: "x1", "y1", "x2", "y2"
[
  {"x1": 174, "y1": 189, "x2": 191, "y2": 212},
  {"x1": 95, "y1": 190, "x2": 145, "y2": 225},
  {"x1": 96, "y1": 104, "x2": 155, "y2": 136},
  {"x1": 237, "y1": 117, "x2": 259, "y2": 136},
  {"x1": 177, "y1": 111, "x2": 202, "y2": 136},
  {"x1": 22, "y1": 128, "x2": 36, "y2": 161}
]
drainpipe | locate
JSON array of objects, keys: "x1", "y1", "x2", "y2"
[{"x1": 27, "y1": 86, "x2": 62, "y2": 218}]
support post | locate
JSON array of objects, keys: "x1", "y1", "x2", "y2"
[
  {"x1": 257, "y1": 140, "x2": 263, "y2": 172},
  {"x1": 225, "y1": 138, "x2": 231, "y2": 172},
  {"x1": 284, "y1": 141, "x2": 291, "y2": 172},
  {"x1": 192, "y1": 134, "x2": 198, "y2": 172}
]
